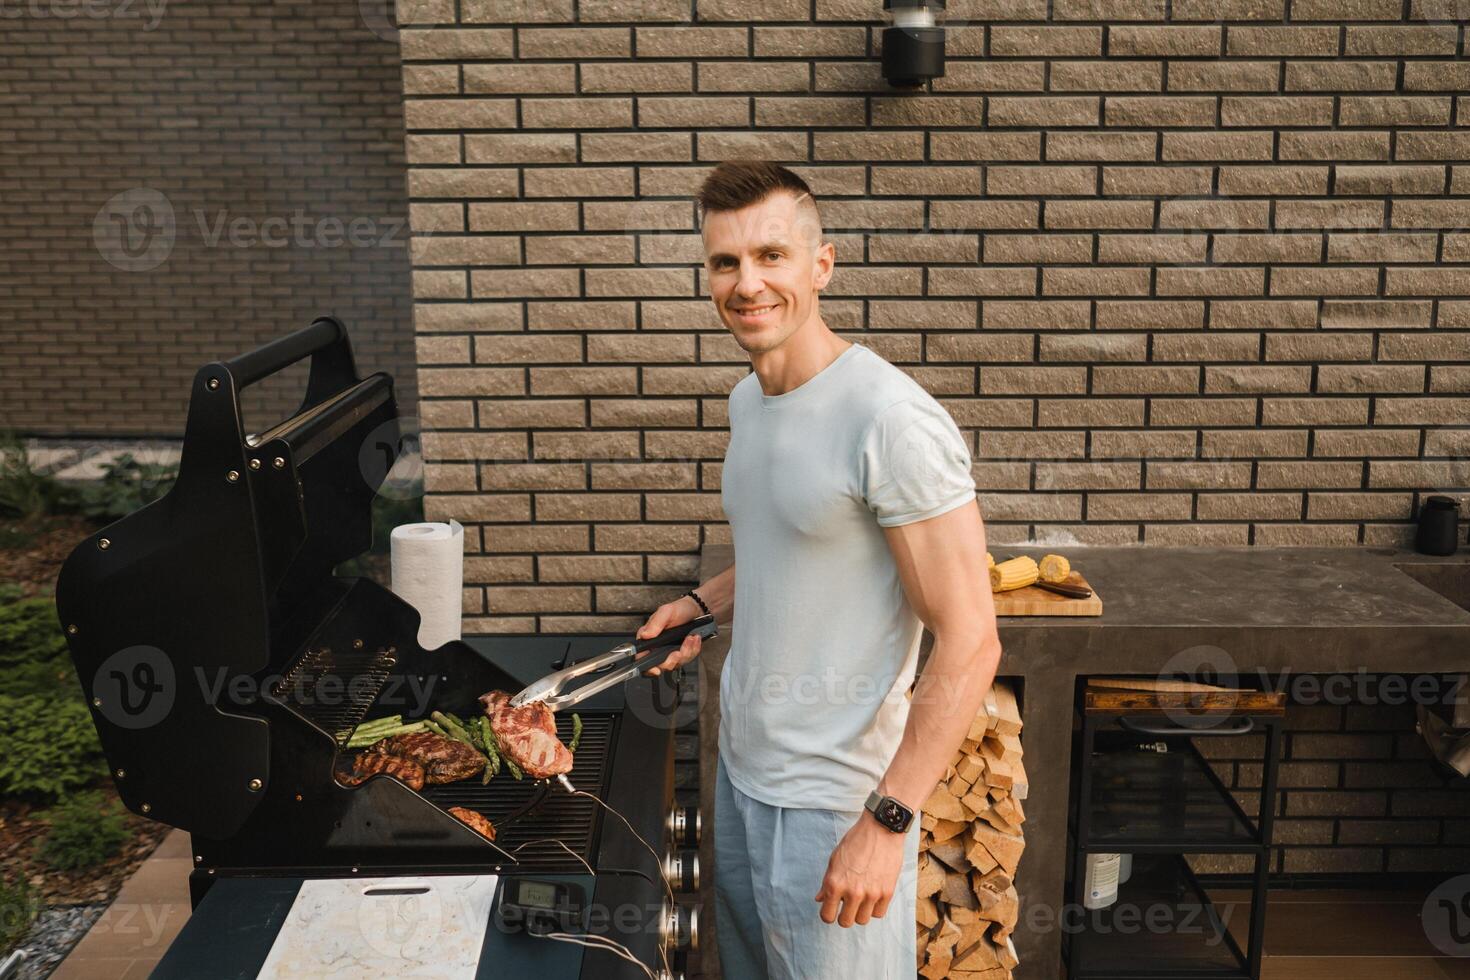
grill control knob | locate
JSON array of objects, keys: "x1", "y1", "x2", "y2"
[
  {"x1": 666, "y1": 805, "x2": 701, "y2": 847},
  {"x1": 661, "y1": 903, "x2": 698, "y2": 953},
  {"x1": 662, "y1": 851, "x2": 700, "y2": 892}
]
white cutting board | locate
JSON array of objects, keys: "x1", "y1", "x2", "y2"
[{"x1": 257, "y1": 875, "x2": 498, "y2": 979}]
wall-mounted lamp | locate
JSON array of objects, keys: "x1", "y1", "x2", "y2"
[{"x1": 882, "y1": 0, "x2": 946, "y2": 89}]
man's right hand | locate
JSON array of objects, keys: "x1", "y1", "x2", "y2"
[{"x1": 637, "y1": 595, "x2": 705, "y2": 676}]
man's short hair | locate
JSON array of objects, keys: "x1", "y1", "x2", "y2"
[{"x1": 696, "y1": 159, "x2": 819, "y2": 221}]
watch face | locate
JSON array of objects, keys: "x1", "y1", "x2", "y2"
[{"x1": 878, "y1": 799, "x2": 909, "y2": 829}]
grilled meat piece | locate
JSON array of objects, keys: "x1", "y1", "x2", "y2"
[
  {"x1": 480, "y1": 690, "x2": 574, "y2": 779},
  {"x1": 341, "y1": 751, "x2": 426, "y2": 791},
  {"x1": 370, "y1": 731, "x2": 485, "y2": 784},
  {"x1": 447, "y1": 806, "x2": 496, "y2": 841}
]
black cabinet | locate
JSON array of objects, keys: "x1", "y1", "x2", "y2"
[{"x1": 1064, "y1": 685, "x2": 1285, "y2": 980}]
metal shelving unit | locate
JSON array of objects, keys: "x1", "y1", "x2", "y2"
[{"x1": 1064, "y1": 686, "x2": 1286, "y2": 980}]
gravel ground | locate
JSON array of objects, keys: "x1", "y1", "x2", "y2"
[{"x1": 7, "y1": 904, "x2": 105, "y2": 979}]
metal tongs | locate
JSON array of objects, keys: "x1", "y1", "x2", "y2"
[{"x1": 509, "y1": 615, "x2": 719, "y2": 712}]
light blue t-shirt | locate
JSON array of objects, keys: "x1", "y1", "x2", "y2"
[{"x1": 718, "y1": 341, "x2": 978, "y2": 811}]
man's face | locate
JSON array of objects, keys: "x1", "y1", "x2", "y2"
[{"x1": 702, "y1": 191, "x2": 834, "y2": 355}]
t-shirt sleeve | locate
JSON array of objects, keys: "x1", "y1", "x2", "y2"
[{"x1": 859, "y1": 397, "x2": 977, "y2": 527}]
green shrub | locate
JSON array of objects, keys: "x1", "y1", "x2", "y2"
[
  {"x1": 39, "y1": 790, "x2": 129, "y2": 871},
  {"x1": 0, "y1": 596, "x2": 68, "y2": 668},
  {"x1": 0, "y1": 875, "x2": 36, "y2": 954},
  {"x1": 0, "y1": 432, "x2": 76, "y2": 522},
  {"x1": 0, "y1": 596, "x2": 77, "y2": 698},
  {"x1": 0, "y1": 694, "x2": 105, "y2": 800},
  {"x1": 74, "y1": 453, "x2": 177, "y2": 523}
]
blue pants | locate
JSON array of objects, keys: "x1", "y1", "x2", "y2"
[{"x1": 714, "y1": 755, "x2": 919, "y2": 980}]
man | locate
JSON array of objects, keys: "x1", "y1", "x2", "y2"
[{"x1": 637, "y1": 160, "x2": 1002, "y2": 979}]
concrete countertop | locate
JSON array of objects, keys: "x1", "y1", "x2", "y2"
[{"x1": 696, "y1": 541, "x2": 1470, "y2": 980}]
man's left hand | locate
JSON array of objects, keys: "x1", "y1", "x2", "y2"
[{"x1": 814, "y1": 814, "x2": 906, "y2": 927}]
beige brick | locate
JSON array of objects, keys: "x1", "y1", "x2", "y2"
[
  {"x1": 535, "y1": 493, "x2": 642, "y2": 522},
  {"x1": 1043, "y1": 267, "x2": 1150, "y2": 296},
  {"x1": 1257, "y1": 461, "x2": 1365, "y2": 488},
  {"x1": 1219, "y1": 166, "x2": 1329, "y2": 197},
  {"x1": 1286, "y1": 62, "x2": 1399, "y2": 92},
  {"x1": 930, "y1": 268, "x2": 1038, "y2": 297},
  {"x1": 1090, "y1": 429, "x2": 1195, "y2": 455},
  {"x1": 1341, "y1": 96, "x2": 1452, "y2": 127},
  {"x1": 991, "y1": 26, "x2": 1103, "y2": 57},
  {"x1": 1265, "y1": 333, "x2": 1374, "y2": 362},
  {"x1": 1270, "y1": 266, "x2": 1380, "y2": 297},
  {"x1": 636, "y1": 26, "x2": 748, "y2": 57},
  {"x1": 580, "y1": 0, "x2": 690, "y2": 19},
  {"x1": 871, "y1": 166, "x2": 983, "y2": 196},
  {"x1": 1197, "y1": 492, "x2": 1302, "y2": 521},
  {"x1": 464, "y1": 63, "x2": 575, "y2": 95},
  {"x1": 870, "y1": 97, "x2": 985, "y2": 128},
  {"x1": 1050, "y1": 61, "x2": 1163, "y2": 92},
  {"x1": 580, "y1": 63, "x2": 693, "y2": 94},
  {"x1": 399, "y1": 29, "x2": 512, "y2": 60},
  {"x1": 1226, "y1": 26, "x2": 1339, "y2": 56},
  {"x1": 989, "y1": 165, "x2": 1096, "y2": 197},
  {"x1": 480, "y1": 463, "x2": 586, "y2": 491},
  {"x1": 1152, "y1": 332, "x2": 1261, "y2": 361},
  {"x1": 1105, "y1": 96, "x2": 1217, "y2": 128},
  {"x1": 1321, "y1": 300, "x2": 1431, "y2": 329},
  {"x1": 1109, "y1": 26, "x2": 1222, "y2": 56},
  {"x1": 1279, "y1": 131, "x2": 1390, "y2": 161},
  {"x1": 1045, "y1": 200, "x2": 1155, "y2": 230},
  {"x1": 522, "y1": 98, "x2": 633, "y2": 130},
  {"x1": 1206, "y1": 365, "x2": 1311, "y2": 393},
  {"x1": 1213, "y1": 234, "x2": 1322, "y2": 264},
  {"x1": 484, "y1": 524, "x2": 589, "y2": 553},
  {"x1": 410, "y1": 236, "x2": 520, "y2": 267},
  {"x1": 1098, "y1": 300, "x2": 1206, "y2": 329},
  {"x1": 592, "y1": 399, "x2": 698, "y2": 428},
  {"x1": 1146, "y1": 462, "x2": 1252, "y2": 489},
  {"x1": 427, "y1": 494, "x2": 530, "y2": 523},
  {"x1": 1101, "y1": 166, "x2": 1212, "y2": 197},
  {"x1": 1088, "y1": 492, "x2": 1193, "y2": 520},
  {"x1": 478, "y1": 399, "x2": 585, "y2": 429},
  {"x1": 988, "y1": 97, "x2": 1100, "y2": 127},
  {"x1": 404, "y1": 99, "x2": 516, "y2": 130},
  {"x1": 595, "y1": 524, "x2": 701, "y2": 552},
  {"x1": 1151, "y1": 397, "x2": 1258, "y2": 425},
  {"x1": 422, "y1": 430, "x2": 527, "y2": 460},
  {"x1": 1318, "y1": 364, "x2": 1427, "y2": 393},
  {"x1": 755, "y1": 26, "x2": 866, "y2": 57},
  {"x1": 1039, "y1": 333, "x2": 1148, "y2": 362},
  {"x1": 1168, "y1": 61, "x2": 1280, "y2": 93},
  {"x1": 461, "y1": 0, "x2": 573, "y2": 20},
  {"x1": 696, "y1": 61, "x2": 807, "y2": 93},
  {"x1": 1261, "y1": 397, "x2": 1370, "y2": 426},
  {"x1": 1172, "y1": 0, "x2": 1285, "y2": 17},
  {"x1": 470, "y1": 268, "x2": 580, "y2": 299},
  {"x1": 1221, "y1": 96, "x2": 1334, "y2": 127},
  {"x1": 1047, "y1": 132, "x2": 1156, "y2": 163},
  {"x1": 1345, "y1": 25, "x2": 1458, "y2": 56},
  {"x1": 1203, "y1": 429, "x2": 1307, "y2": 458},
  {"x1": 539, "y1": 554, "x2": 643, "y2": 582},
  {"x1": 1159, "y1": 199, "x2": 1270, "y2": 231},
  {"x1": 931, "y1": 200, "x2": 1040, "y2": 230},
  {"x1": 464, "y1": 134, "x2": 577, "y2": 165},
  {"x1": 413, "y1": 270, "x2": 466, "y2": 299},
  {"x1": 983, "y1": 300, "x2": 1091, "y2": 330},
  {"x1": 1326, "y1": 232, "x2": 1437, "y2": 263},
  {"x1": 934, "y1": 132, "x2": 1043, "y2": 162},
  {"x1": 1157, "y1": 266, "x2": 1266, "y2": 296},
  {"x1": 1163, "y1": 131, "x2": 1274, "y2": 161},
  {"x1": 1035, "y1": 462, "x2": 1142, "y2": 490},
  {"x1": 1094, "y1": 365, "x2": 1202, "y2": 394}
]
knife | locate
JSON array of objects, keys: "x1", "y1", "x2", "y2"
[{"x1": 1033, "y1": 579, "x2": 1092, "y2": 599}]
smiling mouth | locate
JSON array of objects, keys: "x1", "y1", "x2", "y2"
[{"x1": 732, "y1": 304, "x2": 778, "y2": 318}]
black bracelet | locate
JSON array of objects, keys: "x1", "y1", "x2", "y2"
[{"x1": 683, "y1": 589, "x2": 711, "y2": 617}]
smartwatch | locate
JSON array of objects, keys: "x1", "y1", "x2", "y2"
[{"x1": 863, "y1": 790, "x2": 915, "y2": 834}]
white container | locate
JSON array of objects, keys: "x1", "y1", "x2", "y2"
[{"x1": 1084, "y1": 852, "x2": 1121, "y2": 910}]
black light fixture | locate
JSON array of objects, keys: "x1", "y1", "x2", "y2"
[{"x1": 882, "y1": 0, "x2": 947, "y2": 89}]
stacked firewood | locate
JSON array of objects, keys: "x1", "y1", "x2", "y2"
[{"x1": 916, "y1": 680, "x2": 1026, "y2": 979}]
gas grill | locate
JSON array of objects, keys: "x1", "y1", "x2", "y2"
[{"x1": 56, "y1": 319, "x2": 700, "y2": 978}]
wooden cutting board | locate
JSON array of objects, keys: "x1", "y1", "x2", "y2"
[{"x1": 991, "y1": 570, "x2": 1102, "y2": 617}]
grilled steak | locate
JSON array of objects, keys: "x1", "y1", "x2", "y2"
[
  {"x1": 370, "y1": 731, "x2": 485, "y2": 784},
  {"x1": 480, "y1": 690, "x2": 574, "y2": 779},
  {"x1": 447, "y1": 806, "x2": 496, "y2": 841},
  {"x1": 341, "y1": 751, "x2": 426, "y2": 791}
]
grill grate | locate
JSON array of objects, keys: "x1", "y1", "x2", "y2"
[
  {"x1": 422, "y1": 713, "x2": 615, "y2": 872},
  {"x1": 272, "y1": 644, "x2": 397, "y2": 745}
]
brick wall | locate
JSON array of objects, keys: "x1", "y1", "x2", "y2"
[
  {"x1": 0, "y1": 0, "x2": 416, "y2": 438},
  {"x1": 394, "y1": 0, "x2": 1470, "y2": 634},
  {"x1": 1201, "y1": 686, "x2": 1469, "y2": 875}
]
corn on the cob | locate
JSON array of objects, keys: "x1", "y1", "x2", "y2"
[
  {"x1": 986, "y1": 551, "x2": 995, "y2": 568},
  {"x1": 1038, "y1": 553, "x2": 1071, "y2": 584},
  {"x1": 990, "y1": 555, "x2": 1039, "y2": 592}
]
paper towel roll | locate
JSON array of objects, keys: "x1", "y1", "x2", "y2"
[{"x1": 390, "y1": 520, "x2": 463, "y2": 650}]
